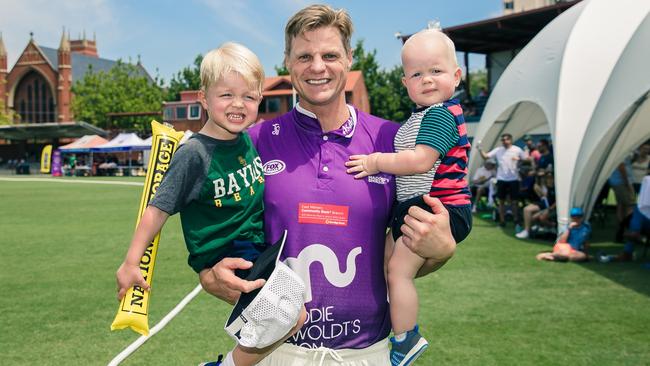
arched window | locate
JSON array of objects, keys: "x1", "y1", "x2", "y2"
[{"x1": 14, "y1": 70, "x2": 55, "y2": 123}]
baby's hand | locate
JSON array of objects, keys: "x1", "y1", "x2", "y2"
[
  {"x1": 345, "y1": 153, "x2": 380, "y2": 179},
  {"x1": 116, "y1": 262, "x2": 150, "y2": 301}
]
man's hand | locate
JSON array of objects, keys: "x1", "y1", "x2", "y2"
[
  {"x1": 400, "y1": 195, "x2": 456, "y2": 276},
  {"x1": 199, "y1": 257, "x2": 266, "y2": 305},
  {"x1": 345, "y1": 153, "x2": 381, "y2": 179}
]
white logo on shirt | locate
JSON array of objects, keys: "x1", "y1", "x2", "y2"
[
  {"x1": 272, "y1": 123, "x2": 280, "y2": 135},
  {"x1": 262, "y1": 159, "x2": 286, "y2": 175},
  {"x1": 284, "y1": 244, "x2": 362, "y2": 303},
  {"x1": 367, "y1": 175, "x2": 390, "y2": 185}
]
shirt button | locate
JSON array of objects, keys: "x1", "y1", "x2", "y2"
[
  {"x1": 323, "y1": 166, "x2": 329, "y2": 172},
  {"x1": 322, "y1": 135, "x2": 329, "y2": 141}
]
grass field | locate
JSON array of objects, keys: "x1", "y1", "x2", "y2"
[{"x1": 1, "y1": 176, "x2": 649, "y2": 365}]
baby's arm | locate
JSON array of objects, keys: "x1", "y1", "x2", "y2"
[
  {"x1": 346, "y1": 144, "x2": 440, "y2": 179},
  {"x1": 116, "y1": 205, "x2": 169, "y2": 301}
]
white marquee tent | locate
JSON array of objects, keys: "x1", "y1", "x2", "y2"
[{"x1": 469, "y1": 0, "x2": 650, "y2": 227}]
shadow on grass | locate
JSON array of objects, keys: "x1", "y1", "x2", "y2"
[{"x1": 475, "y1": 208, "x2": 650, "y2": 298}]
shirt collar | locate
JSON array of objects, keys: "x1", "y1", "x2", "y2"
[{"x1": 294, "y1": 103, "x2": 357, "y2": 138}]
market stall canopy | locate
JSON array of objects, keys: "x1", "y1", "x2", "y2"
[
  {"x1": 59, "y1": 135, "x2": 110, "y2": 153},
  {"x1": 0, "y1": 121, "x2": 107, "y2": 140},
  {"x1": 92, "y1": 133, "x2": 150, "y2": 152}
]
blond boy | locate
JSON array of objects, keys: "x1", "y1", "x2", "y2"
[
  {"x1": 346, "y1": 29, "x2": 472, "y2": 366},
  {"x1": 116, "y1": 42, "x2": 303, "y2": 366}
]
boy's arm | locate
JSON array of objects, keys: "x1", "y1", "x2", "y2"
[
  {"x1": 346, "y1": 144, "x2": 440, "y2": 179},
  {"x1": 116, "y1": 205, "x2": 169, "y2": 301}
]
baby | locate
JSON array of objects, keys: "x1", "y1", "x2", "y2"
[{"x1": 346, "y1": 29, "x2": 472, "y2": 366}]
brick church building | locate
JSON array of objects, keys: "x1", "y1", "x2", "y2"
[{"x1": 0, "y1": 29, "x2": 149, "y2": 125}]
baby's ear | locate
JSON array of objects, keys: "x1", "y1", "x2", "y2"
[{"x1": 454, "y1": 67, "x2": 462, "y2": 87}]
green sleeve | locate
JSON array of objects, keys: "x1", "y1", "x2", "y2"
[{"x1": 415, "y1": 106, "x2": 459, "y2": 156}]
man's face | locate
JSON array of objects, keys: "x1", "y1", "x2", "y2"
[
  {"x1": 501, "y1": 135, "x2": 512, "y2": 148},
  {"x1": 285, "y1": 26, "x2": 352, "y2": 110}
]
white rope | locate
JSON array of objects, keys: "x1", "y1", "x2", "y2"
[{"x1": 108, "y1": 284, "x2": 203, "y2": 366}]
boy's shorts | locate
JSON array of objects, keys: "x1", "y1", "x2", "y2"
[
  {"x1": 202, "y1": 240, "x2": 267, "y2": 278},
  {"x1": 391, "y1": 194, "x2": 472, "y2": 244}
]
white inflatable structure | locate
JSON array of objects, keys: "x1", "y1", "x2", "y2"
[{"x1": 469, "y1": 0, "x2": 650, "y2": 227}]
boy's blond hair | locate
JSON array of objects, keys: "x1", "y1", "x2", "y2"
[
  {"x1": 200, "y1": 42, "x2": 265, "y2": 96},
  {"x1": 402, "y1": 29, "x2": 459, "y2": 67},
  {"x1": 284, "y1": 4, "x2": 354, "y2": 57}
]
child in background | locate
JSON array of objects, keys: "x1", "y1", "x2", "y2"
[
  {"x1": 536, "y1": 207, "x2": 591, "y2": 262},
  {"x1": 116, "y1": 42, "x2": 295, "y2": 366},
  {"x1": 346, "y1": 29, "x2": 472, "y2": 366}
]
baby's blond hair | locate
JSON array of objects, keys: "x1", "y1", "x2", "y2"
[
  {"x1": 200, "y1": 42, "x2": 265, "y2": 96},
  {"x1": 402, "y1": 29, "x2": 458, "y2": 67}
]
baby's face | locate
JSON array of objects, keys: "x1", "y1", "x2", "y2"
[{"x1": 401, "y1": 35, "x2": 460, "y2": 108}]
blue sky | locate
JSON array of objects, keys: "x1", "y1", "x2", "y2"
[{"x1": 0, "y1": 0, "x2": 503, "y2": 85}]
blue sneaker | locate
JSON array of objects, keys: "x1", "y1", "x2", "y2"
[
  {"x1": 198, "y1": 354, "x2": 223, "y2": 366},
  {"x1": 390, "y1": 325, "x2": 429, "y2": 366}
]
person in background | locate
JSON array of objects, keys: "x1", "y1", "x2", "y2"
[
  {"x1": 619, "y1": 174, "x2": 650, "y2": 261},
  {"x1": 609, "y1": 158, "x2": 635, "y2": 242},
  {"x1": 630, "y1": 141, "x2": 650, "y2": 194},
  {"x1": 523, "y1": 135, "x2": 540, "y2": 164},
  {"x1": 471, "y1": 159, "x2": 496, "y2": 213},
  {"x1": 478, "y1": 133, "x2": 526, "y2": 227},
  {"x1": 536, "y1": 207, "x2": 590, "y2": 262}
]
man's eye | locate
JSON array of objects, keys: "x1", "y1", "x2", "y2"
[
  {"x1": 323, "y1": 54, "x2": 338, "y2": 60},
  {"x1": 298, "y1": 55, "x2": 310, "y2": 62}
]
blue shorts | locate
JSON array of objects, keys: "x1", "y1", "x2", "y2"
[
  {"x1": 629, "y1": 206, "x2": 650, "y2": 234},
  {"x1": 202, "y1": 240, "x2": 266, "y2": 278}
]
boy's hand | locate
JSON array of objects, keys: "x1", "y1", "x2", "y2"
[
  {"x1": 345, "y1": 153, "x2": 380, "y2": 179},
  {"x1": 116, "y1": 262, "x2": 150, "y2": 301}
]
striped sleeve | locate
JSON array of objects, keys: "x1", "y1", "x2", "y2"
[{"x1": 415, "y1": 106, "x2": 459, "y2": 156}]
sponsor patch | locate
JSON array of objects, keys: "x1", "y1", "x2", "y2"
[
  {"x1": 367, "y1": 174, "x2": 391, "y2": 185},
  {"x1": 298, "y1": 203, "x2": 349, "y2": 226},
  {"x1": 263, "y1": 159, "x2": 286, "y2": 175}
]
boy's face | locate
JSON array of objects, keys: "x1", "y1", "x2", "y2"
[
  {"x1": 285, "y1": 26, "x2": 352, "y2": 110},
  {"x1": 199, "y1": 72, "x2": 261, "y2": 140},
  {"x1": 401, "y1": 35, "x2": 461, "y2": 108}
]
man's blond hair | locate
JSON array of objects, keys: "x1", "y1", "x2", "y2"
[
  {"x1": 200, "y1": 42, "x2": 264, "y2": 96},
  {"x1": 284, "y1": 4, "x2": 354, "y2": 57},
  {"x1": 403, "y1": 29, "x2": 458, "y2": 67}
]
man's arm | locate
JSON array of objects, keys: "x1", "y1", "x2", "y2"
[{"x1": 392, "y1": 195, "x2": 457, "y2": 277}]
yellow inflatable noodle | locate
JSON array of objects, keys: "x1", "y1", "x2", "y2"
[{"x1": 111, "y1": 121, "x2": 185, "y2": 336}]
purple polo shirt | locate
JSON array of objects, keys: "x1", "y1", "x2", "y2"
[{"x1": 248, "y1": 104, "x2": 399, "y2": 350}]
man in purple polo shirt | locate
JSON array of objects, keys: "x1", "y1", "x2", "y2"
[{"x1": 199, "y1": 4, "x2": 456, "y2": 365}]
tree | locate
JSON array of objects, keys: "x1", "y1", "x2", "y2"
[
  {"x1": 166, "y1": 54, "x2": 203, "y2": 101},
  {"x1": 71, "y1": 60, "x2": 164, "y2": 132},
  {"x1": 467, "y1": 69, "x2": 488, "y2": 98},
  {"x1": 351, "y1": 40, "x2": 412, "y2": 123},
  {"x1": 274, "y1": 64, "x2": 289, "y2": 76}
]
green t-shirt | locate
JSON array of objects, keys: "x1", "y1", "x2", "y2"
[{"x1": 150, "y1": 132, "x2": 265, "y2": 272}]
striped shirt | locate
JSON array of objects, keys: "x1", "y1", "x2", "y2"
[{"x1": 394, "y1": 99, "x2": 470, "y2": 205}]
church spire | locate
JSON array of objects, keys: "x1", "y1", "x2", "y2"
[
  {"x1": 0, "y1": 32, "x2": 6, "y2": 57},
  {"x1": 59, "y1": 27, "x2": 70, "y2": 52}
]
